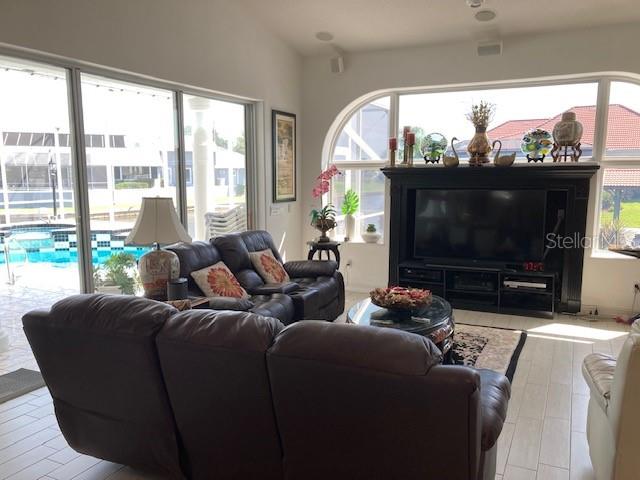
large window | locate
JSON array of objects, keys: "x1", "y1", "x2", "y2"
[
  {"x1": 329, "y1": 79, "x2": 640, "y2": 255},
  {"x1": 597, "y1": 81, "x2": 640, "y2": 251},
  {"x1": 183, "y1": 94, "x2": 248, "y2": 240},
  {"x1": 331, "y1": 97, "x2": 389, "y2": 241},
  {"x1": 0, "y1": 55, "x2": 81, "y2": 292},
  {"x1": 0, "y1": 50, "x2": 256, "y2": 295}
]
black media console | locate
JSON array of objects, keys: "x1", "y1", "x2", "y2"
[
  {"x1": 399, "y1": 263, "x2": 556, "y2": 316},
  {"x1": 382, "y1": 163, "x2": 600, "y2": 316}
]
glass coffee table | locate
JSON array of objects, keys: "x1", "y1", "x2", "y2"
[{"x1": 346, "y1": 295, "x2": 455, "y2": 362}]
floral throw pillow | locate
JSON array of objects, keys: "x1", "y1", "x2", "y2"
[
  {"x1": 249, "y1": 249, "x2": 290, "y2": 284},
  {"x1": 191, "y1": 262, "x2": 249, "y2": 299}
]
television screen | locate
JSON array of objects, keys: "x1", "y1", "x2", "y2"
[{"x1": 414, "y1": 189, "x2": 546, "y2": 262}]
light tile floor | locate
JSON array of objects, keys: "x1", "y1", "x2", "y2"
[{"x1": 0, "y1": 289, "x2": 631, "y2": 479}]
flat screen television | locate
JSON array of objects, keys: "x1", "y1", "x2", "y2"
[{"x1": 413, "y1": 189, "x2": 546, "y2": 262}]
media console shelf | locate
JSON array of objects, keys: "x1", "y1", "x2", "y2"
[
  {"x1": 399, "y1": 263, "x2": 555, "y2": 316},
  {"x1": 383, "y1": 162, "x2": 600, "y2": 315}
]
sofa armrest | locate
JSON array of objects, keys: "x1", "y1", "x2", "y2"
[
  {"x1": 477, "y1": 369, "x2": 511, "y2": 451},
  {"x1": 207, "y1": 297, "x2": 254, "y2": 311},
  {"x1": 284, "y1": 260, "x2": 337, "y2": 278},
  {"x1": 249, "y1": 282, "x2": 300, "y2": 296},
  {"x1": 582, "y1": 353, "x2": 616, "y2": 412}
]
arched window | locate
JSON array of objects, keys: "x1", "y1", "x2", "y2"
[
  {"x1": 327, "y1": 76, "x2": 640, "y2": 255},
  {"x1": 330, "y1": 96, "x2": 390, "y2": 241}
]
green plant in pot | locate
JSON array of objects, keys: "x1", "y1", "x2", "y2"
[
  {"x1": 361, "y1": 223, "x2": 382, "y2": 244},
  {"x1": 341, "y1": 189, "x2": 359, "y2": 241},
  {"x1": 94, "y1": 252, "x2": 140, "y2": 295},
  {"x1": 310, "y1": 204, "x2": 337, "y2": 243}
]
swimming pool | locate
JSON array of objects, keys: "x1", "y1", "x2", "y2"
[{"x1": 0, "y1": 225, "x2": 148, "y2": 266}]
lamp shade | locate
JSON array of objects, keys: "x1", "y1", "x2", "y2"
[{"x1": 125, "y1": 197, "x2": 192, "y2": 246}]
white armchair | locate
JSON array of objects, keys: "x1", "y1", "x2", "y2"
[{"x1": 582, "y1": 333, "x2": 640, "y2": 480}]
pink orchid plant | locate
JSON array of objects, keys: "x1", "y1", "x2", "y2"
[{"x1": 312, "y1": 164, "x2": 341, "y2": 198}]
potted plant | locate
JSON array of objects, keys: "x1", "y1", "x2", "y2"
[
  {"x1": 341, "y1": 189, "x2": 359, "y2": 241},
  {"x1": 310, "y1": 204, "x2": 337, "y2": 243},
  {"x1": 361, "y1": 223, "x2": 381, "y2": 244},
  {"x1": 94, "y1": 252, "x2": 140, "y2": 295}
]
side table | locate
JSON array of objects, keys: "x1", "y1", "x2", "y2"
[{"x1": 307, "y1": 240, "x2": 341, "y2": 268}]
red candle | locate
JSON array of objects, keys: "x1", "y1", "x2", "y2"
[
  {"x1": 403, "y1": 126, "x2": 411, "y2": 141},
  {"x1": 389, "y1": 137, "x2": 397, "y2": 150},
  {"x1": 407, "y1": 132, "x2": 415, "y2": 146}
]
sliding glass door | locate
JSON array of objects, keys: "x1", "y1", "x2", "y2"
[
  {"x1": 0, "y1": 55, "x2": 81, "y2": 295},
  {"x1": 182, "y1": 94, "x2": 248, "y2": 240},
  {"x1": 79, "y1": 74, "x2": 179, "y2": 292}
]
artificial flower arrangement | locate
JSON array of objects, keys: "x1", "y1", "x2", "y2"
[
  {"x1": 370, "y1": 286, "x2": 432, "y2": 310},
  {"x1": 310, "y1": 164, "x2": 341, "y2": 242}
]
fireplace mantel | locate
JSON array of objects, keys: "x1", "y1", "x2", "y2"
[{"x1": 382, "y1": 161, "x2": 600, "y2": 314}]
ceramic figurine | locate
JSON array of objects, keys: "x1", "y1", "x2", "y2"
[
  {"x1": 521, "y1": 128, "x2": 553, "y2": 163},
  {"x1": 442, "y1": 137, "x2": 460, "y2": 167},
  {"x1": 492, "y1": 139, "x2": 516, "y2": 167},
  {"x1": 422, "y1": 133, "x2": 448, "y2": 164}
]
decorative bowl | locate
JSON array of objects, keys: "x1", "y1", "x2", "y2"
[{"x1": 369, "y1": 286, "x2": 432, "y2": 310}]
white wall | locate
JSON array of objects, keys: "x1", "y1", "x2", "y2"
[
  {"x1": 302, "y1": 23, "x2": 640, "y2": 312},
  {"x1": 0, "y1": 0, "x2": 303, "y2": 260}
]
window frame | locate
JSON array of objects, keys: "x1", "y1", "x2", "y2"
[
  {"x1": 326, "y1": 75, "x2": 640, "y2": 255},
  {"x1": 0, "y1": 46, "x2": 260, "y2": 292}
]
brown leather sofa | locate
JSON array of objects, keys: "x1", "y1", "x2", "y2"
[
  {"x1": 24, "y1": 294, "x2": 510, "y2": 480},
  {"x1": 167, "y1": 230, "x2": 345, "y2": 324}
]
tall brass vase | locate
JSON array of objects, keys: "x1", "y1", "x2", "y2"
[{"x1": 467, "y1": 126, "x2": 492, "y2": 166}]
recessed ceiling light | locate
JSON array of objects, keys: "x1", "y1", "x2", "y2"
[
  {"x1": 475, "y1": 9, "x2": 497, "y2": 21},
  {"x1": 315, "y1": 31, "x2": 334, "y2": 42},
  {"x1": 466, "y1": 0, "x2": 484, "y2": 8}
]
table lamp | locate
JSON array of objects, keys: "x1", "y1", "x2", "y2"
[{"x1": 126, "y1": 197, "x2": 192, "y2": 299}]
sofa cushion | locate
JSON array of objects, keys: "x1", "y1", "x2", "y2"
[
  {"x1": 582, "y1": 352, "x2": 616, "y2": 412},
  {"x1": 191, "y1": 261, "x2": 249, "y2": 299},
  {"x1": 250, "y1": 249, "x2": 290, "y2": 283},
  {"x1": 477, "y1": 369, "x2": 511, "y2": 451},
  {"x1": 250, "y1": 294, "x2": 295, "y2": 325},
  {"x1": 166, "y1": 241, "x2": 221, "y2": 296},
  {"x1": 22, "y1": 294, "x2": 184, "y2": 478},
  {"x1": 213, "y1": 234, "x2": 265, "y2": 290},
  {"x1": 156, "y1": 310, "x2": 284, "y2": 480}
]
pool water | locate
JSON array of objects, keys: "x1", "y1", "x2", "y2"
[
  {"x1": 1, "y1": 246, "x2": 148, "y2": 266},
  {"x1": 0, "y1": 226, "x2": 148, "y2": 266}
]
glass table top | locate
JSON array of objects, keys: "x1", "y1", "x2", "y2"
[{"x1": 347, "y1": 296, "x2": 453, "y2": 334}]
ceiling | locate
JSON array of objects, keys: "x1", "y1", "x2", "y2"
[{"x1": 238, "y1": 0, "x2": 640, "y2": 56}]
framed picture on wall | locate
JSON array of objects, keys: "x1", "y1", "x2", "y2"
[{"x1": 272, "y1": 110, "x2": 296, "y2": 203}]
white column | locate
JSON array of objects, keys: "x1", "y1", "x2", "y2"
[{"x1": 189, "y1": 97, "x2": 210, "y2": 241}]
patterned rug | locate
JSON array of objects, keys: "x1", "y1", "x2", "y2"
[{"x1": 450, "y1": 324, "x2": 526, "y2": 381}]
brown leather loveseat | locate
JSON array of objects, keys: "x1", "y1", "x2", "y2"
[{"x1": 23, "y1": 294, "x2": 510, "y2": 480}]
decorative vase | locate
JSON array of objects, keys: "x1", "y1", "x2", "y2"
[
  {"x1": 344, "y1": 214, "x2": 356, "y2": 242},
  {"x1": 553, "y1": 111, "x2": 583, "y2": 146},
  {"x1": 362, "y1": 231, "x2": 381, "y2": 244},
  {"x1": 467, "y1": 126, "x2": 492, "y2": 165},
  {"x1": 551, "y1": 111, "x2": 584, "y2": 162}
]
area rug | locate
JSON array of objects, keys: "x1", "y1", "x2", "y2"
[
  {"x1": 451, "y1": 324, "x2": 527, "y2": 381},
  {"x1": 0, "y1": 368, "x2": 45, "y2": 404}
]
